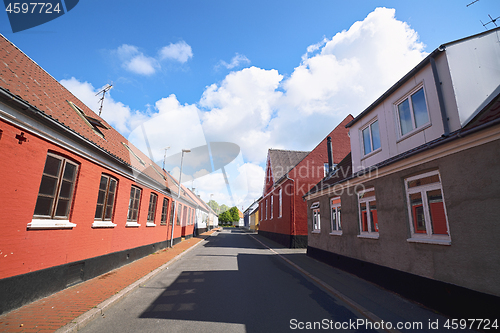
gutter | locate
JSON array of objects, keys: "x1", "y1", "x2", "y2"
[
  {"x1": 286, "y1": 174, "x2": 296, "y2": 237},
  {"x1": 0, "y1": 87, "x2": 173, "y2": 196}
]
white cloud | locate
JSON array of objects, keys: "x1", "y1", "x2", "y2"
[
  {"x1": 200, "y1": 66, "x2": 283, "y2": 163},
  {"x1": 115, "y1": 44, "x2": 159, "y2": 76},
  {"x1": 159, "y1": 41, "x2": 193, "y2": 63},
  {"x1": 217, "y1": 53, "x2": 251, "y2": 69},
  {"x1": 60, "y1": 77, "x2": 145, "y2": 135},
  {"x1": 67, "y1": 8, "x2": 429, "y2": 210}
]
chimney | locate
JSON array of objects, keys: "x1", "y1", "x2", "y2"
[{"x1": 327, "y1": 136, "x2": 334, "y2": 174}]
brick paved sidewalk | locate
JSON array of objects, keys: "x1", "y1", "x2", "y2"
[{"x1": 0, "y1": 230, "x2": 218, "y2": 333}]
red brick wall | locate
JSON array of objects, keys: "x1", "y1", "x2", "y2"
[
  {"x1": 258, "y1": 115, "x2": 353, "y2": 238},
  {"x1": 0, "y1": 120, "x2": 183, "y2": 280}
]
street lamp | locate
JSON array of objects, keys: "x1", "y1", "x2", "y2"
[
  {"x1": 162, "y1": 146, "x2": 170, "y2": 171},
  {"x1": 170, "y1": 149, "x2": 191, "y2": 247}
]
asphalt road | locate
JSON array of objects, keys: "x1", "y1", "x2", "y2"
[{"x1": 79, "y1": 229, "x2": 380, "y2": 333}]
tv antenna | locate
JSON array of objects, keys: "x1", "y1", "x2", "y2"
[
  {"x1": 466, "y1": 0, "x2": 480, "y2": 7},
  {"x1": 96, "y1": 84, "x2": 113, "y2": 116},
  {"x1": 481, "y1": 14, "x2": 499, "y2": 30}
]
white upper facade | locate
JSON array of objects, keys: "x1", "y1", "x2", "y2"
[{"x1": 348, "y1": 28, "x2": 500, "y2": 172}]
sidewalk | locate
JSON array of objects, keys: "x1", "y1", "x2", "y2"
[{"x1": 0, "y1": 229, "x2": 218, "y2": 333}]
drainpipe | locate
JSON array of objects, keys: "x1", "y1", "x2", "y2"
[
  {"x1": 286, "y1": 173, "x2": 296, "y2": 246},
  {"x1": 327, "y1": 136, "x2": 334, "y2": 174},
  {"x1": 430, "y1": 55, "x2": 450, "y2": 136}
]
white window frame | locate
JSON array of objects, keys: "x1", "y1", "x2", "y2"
[
  {"x1": 278, "y1": 189, "x2": 282, "y2": 218},
  {"x1": 395, "y1": 84, "x2": 431, "y2": 139},
  {"x1": 360, "y1": 118, "x2": 381, "y2": 157},
  {"x1": 405, "y1": 170, "x2": 451, "y2": 245},
  {"x1": 270, "y1": 195, "x2": 273, "y2": 219},
  {"x1": 126, "y1": 185, "x2": 142, "y2": 227},
  {"x1": 146, "y1": 192, "x2": 158, "y2": 227},
  {"x1": 311, "y1": 202, "x2": 321, "y2": 233},
  {"x1": 265, "y1": 198, "x2": 268, "y2": 220},
  {"x1": 330, "y1": 197, "x2": 342, "y2": 236},
  {"x1": 92, "y1": 174, "x2": 118, "y2": 228},
  {"x1": 29, "y1": 153, "x2": 79, "y2": 229},
  {"x1": 357, "y1": 187, "x2": 379, "y2": 239}
]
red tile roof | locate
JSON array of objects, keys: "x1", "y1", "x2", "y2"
[{"x1": 0, "y1": 34, "x2": 194, "y2": 203}]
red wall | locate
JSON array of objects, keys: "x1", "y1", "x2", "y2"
[
  {"x1": 258, "y1": 115, "x2": 353, "y2": 238},
  {"x1": 0, "y1": 120, "x2": 186, "y2": 280}
]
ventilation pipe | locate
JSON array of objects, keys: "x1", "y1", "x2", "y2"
[{"x1": 327, "y1": 136, "x2": 334, "y2": 174}]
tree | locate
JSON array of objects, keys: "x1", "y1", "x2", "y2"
[
  {"x1": 219, "y1": 204, "x2": 230, "y2": 213},
  {"x1": 229, "y1": 206, "x2": 240, "y2": 222},
  {"x1": 207, "y1": 200, "x2": 219, "y2": 213},
  {"x1": 219, "y1": 210, "x2": 231, "y2": 225}
]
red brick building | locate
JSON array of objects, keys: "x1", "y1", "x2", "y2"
[
  {"x1": 258, "y1": 115, "x2": 352, "y2": 247},
  {"x1": 0, "y1": 35, "x2": 196, "y2": 314}
]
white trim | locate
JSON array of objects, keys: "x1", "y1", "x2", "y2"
[
  {"x1": 394, "y1": 83, "x2": 431, "y2": 139},
  {"x1": 330, "y1": 197, "x2": 342, "y2": 234},
  {"x1": 358, "y1": 188, "x2": 378, "y2": 236},
  {"x1": 407, "y1": 237, "x2": 451, "y2": 246},
  {"x1": 404, "y1": 170, "x2": 451, "y2": 242},
  {"x1": 360, "y1": 117, "x2": 381, "y2": 157},
  {"x1": 27, "y1": 219, "x2": 76, "y2": 229},
  {"x1": 311, "y1": 230, "x2": 321, "y2": 234},
  {"x1": 146, "y1": 222, "x2": 156, "y2": 227},
  {"x1": 125, "y1": 222, "x2": 141, "y2": 227},
  {"x1": 92, "y1": 221, "x2": 117, "y2": 228},
  {"x1": 0, "y1": 103, "x2": 176, "y2": 201},
  {"x1": 357, "y1": 233, "x2": 379, "y2": 239},
  {"x1": 304, "y1": 124, "x2": 500, "y2": 201}
]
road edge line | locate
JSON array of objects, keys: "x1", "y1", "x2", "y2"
[
  {"x1": 55, "y1": 235, "x2": 212, "y2": 333},
  {"x1": 248, "y1": 234, "x2": 401, "y2": 333}
]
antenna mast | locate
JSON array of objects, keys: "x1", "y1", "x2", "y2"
[{"x1": 96, "y1": 84, "x2": 113, "y2": 116}]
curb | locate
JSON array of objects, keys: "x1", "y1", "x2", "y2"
[
  {"x1": 248, "y1": 234, "x2": 402, "y2": 333},
  {"x1": 55, "y1": 234, "x2": 213, "y2": 333}
]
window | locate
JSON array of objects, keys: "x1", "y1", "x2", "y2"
[
  {"x1": 182, "y1": 206, "x2": 188, "y2": 226},
  {"x1": 265, "y1": 199, "x2": 268, "y2": 220},
  {"x1": 405, "y1": 170, "x2": 450, "y2": 244},
  {"x1": 361, "y1": 119, "x2": 381, "y2": 156},
  {"x1": 358, "y1": 188, "x2": 378, "y2": 238},
  {"x1": 311, "y1": 202, "x2": 321, "y2": 233},
  {"x1": 169, "y1": 200, "x2": 175, "y2": 225},
  {"x1": 160, "y1": 198, "x2": 169, "y2": 225},
  {"x1": 270, "y1": 195, "x2": 273, "y2": 219},
  {"x1": 29, "y1": 153, "x2": 79, "y2": 229},
  {"x1": 324, "y1": 163, "x2": 329, "y2": 177},
  {"x1": 177, "y1": 203, "x2": 182, "y2": 225},
  {"x1": 146, "y1": 193, "x2": 158, "y2": 226},
  {"x1": 396, "y1": 87, "x2": 430, "y2": 137},
  {"x1": 93, "y1": 174, "x2": 118, "y2": 228},
  {"x1": 67, "y1": 101, "x2": 106, "y2": 138},
  {"x1": 126, "y1": 186, "x2": 142, "y2": 226},
  {"x1": 279, "y1": 189, "x2": 282, "y2": 218},
  {"x1": 122, "y1": 142, "x2": 146, "y2": 166},
  {"x1": 330, "y1": 197, "x2": 342, "y2": 235}
]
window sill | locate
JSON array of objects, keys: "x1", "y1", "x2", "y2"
[
  {"x1": 357, "y1": 233, "x2": 379, "y2": 239},
  {"x1": 396, "y1": 122, "x2": 432, "y2": 143},
  {"x1": 361, "y1": 147, "x2": 382, "y2": 161},
  {"x1": 329, "y1": 231, "x2": 343, "y2": 236},
  {"x1": 311, "y1": 230, "x2": 321, "y2": 234},
  {"x1": 92, "y1": 221, "x2": 117, "y2": 228},
  {"x1": 146, "y1": 222, "x2": 156, "y2": 227},
  {"x1": 125, "y1": 222, "x2": 141, "y2": 227},
  {"x1": 407, "y1": 237, "x2": 451, "y2": 246},
  {"x1": 28, "y1": 219, "x2": 76, "y2": 229}
]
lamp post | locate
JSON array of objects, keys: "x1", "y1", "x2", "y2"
[
  {"x1": 170, "y1": 149, "x2": 190, "y2": 247},
  {"x1": 162, "y1": 146, "x2": 170, "y2": 171}
]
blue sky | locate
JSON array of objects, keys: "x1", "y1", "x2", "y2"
[{"x1": 1, "y1": 0, "x2": 498, "y2": 209}]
